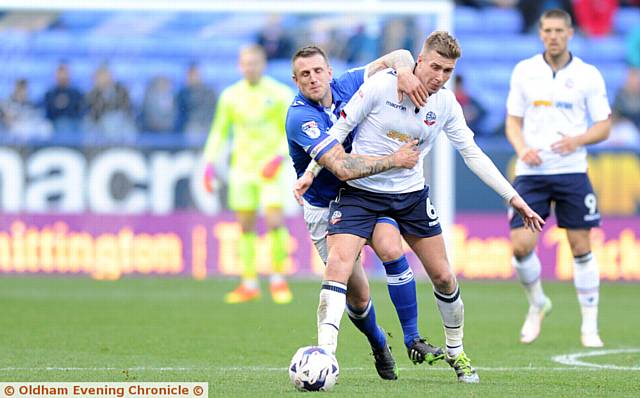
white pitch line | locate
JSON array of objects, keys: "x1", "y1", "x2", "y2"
[
  {"x1": 0, "y1": 366, "x2": 636, "y2": 372},
  {"x1": 2, "y1": 349, "x2": 638, "y2": 373},
  {"x1": 551, "y1": 348, "x2": 640, "y2": 370}
]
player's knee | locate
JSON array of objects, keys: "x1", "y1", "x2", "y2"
[
  {"x1": 327, "y1": 250, "x2": 354, "y2": 268},
  {"x1": 326, "y1": 252, "x2": 356, "y2": 281},
  {"x1": 375, "y1": 242, "x2": 404, "y2": 263},
  {"x1": 567, "y1": 240, "x2": 591, "y2": 257},
  {"x1": 431, "y1": 270, "x2": 456, "y2": 293},
  {"x1": 512, "y1": 246, "x2": 534, "y2": 260}
]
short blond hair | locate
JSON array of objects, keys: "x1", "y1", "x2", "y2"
[{"x1": 421, "y1": 31, "x2": 461, "y2": 60}]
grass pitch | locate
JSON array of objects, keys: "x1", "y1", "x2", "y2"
[{"x1": 0, "y1": 277, "x2": 638, "y2": 397}]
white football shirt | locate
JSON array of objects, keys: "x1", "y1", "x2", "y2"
[
  {"x1": 506, "y1": 54, "x2": 611, "y2": 176},
  {"x1": 336, "y1": 69, "x2": 475, "y2": 194}
]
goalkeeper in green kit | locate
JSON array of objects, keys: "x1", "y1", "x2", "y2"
[{"x1": 203, "y1": 44, "x2": 294, "y2": 304}]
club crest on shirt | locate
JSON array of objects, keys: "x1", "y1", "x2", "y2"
[
  {"x1": 302, "y1": 120, "x2": 321, "y2": 139},
  {"x1": 565, "y1": 78, "x2": 574, "y2": 89},
  {"x1": 330, "y1": 210, "x2": 342, "y2": 225},
  {"x1": 424, "y1": 111, "x2": 437, "y2": 126}
]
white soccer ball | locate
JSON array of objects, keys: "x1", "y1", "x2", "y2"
[{"x1": 289, "y1": 346, "x2": 339, "y2": 392}]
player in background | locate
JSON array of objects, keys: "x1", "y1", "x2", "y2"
[
  {"x1": 204, "y1": 44, "x2": 294, "y2": 304},
  {"x1": 297, "y1": 32, "x2": 544, "y2": 384},
  {"x1": 505, "y1": 9, "x2": 611, "y2": 347},
  {"x1": 286, "y1": 46, "x2": 444, "y2": 380}
]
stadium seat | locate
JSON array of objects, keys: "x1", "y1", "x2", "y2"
[
  {"x1": 580, "y1": 37, "x2": 627, "y2": 63},
  {"x1": 55, "y1": 10, "x2": 112, "y2": 30},
  {"x1": 454, "y1": 6, "x2": 481, "y2": 35},
  {"x1": 0, "y1": 31, "x2": 30, "y2": 54},
  {"x1": 480, "y1": 7, "x2": 522, "y2": 34},
  {"x1": 613, "y1": 7, "x2": 640, "y2": 35}
]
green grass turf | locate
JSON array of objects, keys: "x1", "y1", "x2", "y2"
[{"x1": 0, "y1": 277, "x2": 639, "y2": 397}]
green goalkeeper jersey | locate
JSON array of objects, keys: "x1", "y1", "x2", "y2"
[{"x1": 204, "y1": 76, "x2": 293, "y2": 178}]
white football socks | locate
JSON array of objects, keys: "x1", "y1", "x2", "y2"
[
  {"x1": 317, "y1": 281, "x2": 347, "y2": 355},
  {"x1": 573, "y1": 252, "x2": 600, "y2": 335},
  {"x1": 513, "y1": 252, "x2": 547, "y2": 309},
  {"x1": 434, "y1": 286, "x2": 464, "y2": 357}
]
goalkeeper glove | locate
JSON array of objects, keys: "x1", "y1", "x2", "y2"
[
  {"x1": 203, "y1": 163, "x2": 216, "y2": 193},
  {"x1": 261, "y1": 155, "x2": 284, "y2": 179}
]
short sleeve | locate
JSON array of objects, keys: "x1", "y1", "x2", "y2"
[
  {"x1": 339, "y1": 70, "x2": 384, "y2": 127},
  {"x1": 585, "y1": 67, "x2": 611, "y2": 122},
  {"x1": 333, "y1": 66, "x2": 366, "y2": 98},
  {"x1": 506, "y1": 62, "x2": 526, "y2": 117},
  {"x1": 286, "y1": 111, "x2": 339, "y2": 162}
]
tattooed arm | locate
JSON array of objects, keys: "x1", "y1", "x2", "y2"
[
  {"x1": 316, "y1": 140, "x2": 418, "y2": 181},
  {"x1": 304, "y1": 70, "x2": 419, "y2": 181},
  {"x1": 366, "y1": 49, "x2": 428, "y2": 108},
  {"x1": 293, "y1": 139, "x2": 418, "y2": 204},
  {"x1": 367, "y1": 49, "x2": 415, "y2": 76}
]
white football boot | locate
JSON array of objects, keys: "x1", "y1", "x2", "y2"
[
  {"x1": 581, "y1": 333, "x2": 604, "y2": 348},
  {"x1": 520, "y1": 297, "x2": 552, "y2": 344}
]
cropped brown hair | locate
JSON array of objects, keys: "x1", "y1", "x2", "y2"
[
  {"x1": 421, "y1": 31, "x2": 461, "y2": 60},
  {"x1": 539, "y1": 9, "x2": 573, "y2": 28},
  {"x1": 291, "y1": 46, "x2": 329, "y2": 65}
]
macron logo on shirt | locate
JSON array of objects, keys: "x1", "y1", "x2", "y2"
[{"x1": 385, "y1": 100, "x2": 407, "y2": 111}]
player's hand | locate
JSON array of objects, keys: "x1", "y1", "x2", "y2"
[
  {"x1": 396, "y1": 66, "x2": 428, "y2": 108},
  {"x1": 262, "y1": 155, "x2": 284, "y2": 179},
  {"x1": 293, "y1": 171, "x2": 314, "y2": 205},
  {"x1": 203, "y1": 162, "x2": 216, "y2": 193},
  {"x1": 391, "y1": 139, "x2": 420, "y2": 169},
  {"x1": 518, "y1": 147, "x2": 543, "y2": 166},
  {"x1": 551, "y1": 134, "x2": 579, "y2": 155},
  {"x1": 509, "y1": 194, "x2": 545, "y2": 232}
]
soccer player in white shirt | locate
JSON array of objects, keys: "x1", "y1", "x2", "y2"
[
  {"x1": 505, "y1": 9, "x2": 611, "y2": 348},
  {"x1": 296, "y1": 31, "x2": 544, "y2": 384}
]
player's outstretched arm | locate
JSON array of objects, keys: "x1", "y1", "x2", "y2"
[
  {"x1": 509, "y1": 194, "x2": 544, "y2": 232},
  {"x1": 458, "y1": 143, "x2": 544, "y2": 231}
]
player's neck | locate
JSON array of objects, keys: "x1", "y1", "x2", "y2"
[
  {"x1": 543, "y1": 51, "x2": 571, "y2": 72},
  {"x1": 245, "y1": 77, "x2": 262, "y2": 86},
  {"x1": 319, "y1": 91, "x2": 333, "y2": 108}
]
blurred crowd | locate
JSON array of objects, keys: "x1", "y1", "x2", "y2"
[
  {"x1": 0, "y1": 1, "x2": 639, "y2": 149},
  {"x1": 457, "y1": 0, "x2": 640, "y2": 35},
  {"x1": 0, "y1": 62, "x2": 217, "y2": 142}
]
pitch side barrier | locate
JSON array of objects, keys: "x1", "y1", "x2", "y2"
[{"x1": 0, "y1": 134, "x2": 637, "y2": 280}]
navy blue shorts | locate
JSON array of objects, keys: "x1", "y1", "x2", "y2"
[
  {"x1": 328, "y1": 185, "x2": 442, "y2": 240},
  {"x1": 510, "y1": 173, "x2": 600, "y2": 229}
]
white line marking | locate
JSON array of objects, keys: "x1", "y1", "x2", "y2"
[
  {"x1": 551, "y1": 348, "x2": 640, "y2": 370},
  {"x1": 2, "y1": 348, "x2": 638, "y2": 373},
  {"x1": 0, "y1": 365, "x2": 636, "y2": 372}
]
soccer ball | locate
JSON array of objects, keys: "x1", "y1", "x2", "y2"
[{"x1": 289, "y1": 346, "x2": 339, "y2": 392}]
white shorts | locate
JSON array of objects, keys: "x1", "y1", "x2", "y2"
[{"x1": 303, "y1": 199, "x2": 330, "y2": 264}]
